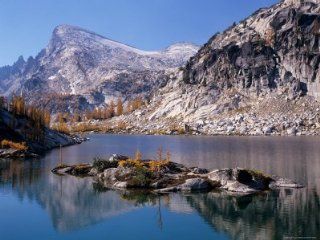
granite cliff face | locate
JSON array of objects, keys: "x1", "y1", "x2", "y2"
[
  {"x1": 182, "y1": 0, "x2": 320, "y2": 99},
  {"x1": 0, "y1": 25, "x2": 198, "y2": 113},
  {"x1": 123, "y1": 0, "x2": 320, "y2": 136}
]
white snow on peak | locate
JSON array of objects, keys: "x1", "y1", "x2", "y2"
[{"x1": 53, "y1": 24, "x2": 198, "y2": 57}]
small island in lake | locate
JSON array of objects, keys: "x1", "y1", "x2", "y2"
[{"x1": 52, "y1": 151, "x2": 303, "y2": 194}]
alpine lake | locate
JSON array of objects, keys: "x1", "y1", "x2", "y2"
[{"x1": 0, "y1": 134, "x2": 319, "y2": 240}]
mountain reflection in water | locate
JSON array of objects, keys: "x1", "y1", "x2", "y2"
[{"x1": 0, "y1": 135, "x2": 319, "y2": 240}]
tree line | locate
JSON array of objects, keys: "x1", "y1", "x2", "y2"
[
  {"x1": 55, "y1": 96, "x2": 145, "y2": 123},
  {"x1": 0, "y1": 95, "x2": 51, "y2": 142}
]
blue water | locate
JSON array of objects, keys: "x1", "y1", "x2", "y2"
[{"x1": 0, "y1": 134, "x2": 319, "y2": 240}]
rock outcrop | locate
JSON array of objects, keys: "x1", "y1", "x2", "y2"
[{"x1": 52, "y1": 154, "x2": 303, "y2": 194}]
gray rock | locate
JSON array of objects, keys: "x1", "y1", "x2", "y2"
[
  {"x1": 108, "y1": 154, "x2": 129, "y2": 162},
  {"x1": 208, "y1": 169, "x2": 234, "y2": 186},
  {"x1": 180, "y1": 178, "x2": 212, "y2": 191},
  {"x1": 254, "y1": 128, "x2": 263, "y2": 135},
  {"x1": 196, "y1": 120, "x2": 205, "y2": 126},
  {"x1": 269, "y1": 177, "x2": 304, "y2": 189},
  {"x1": 263, "y1": 126, "x2": 274, "y2": 135},
  {"x1": 239, "y1": 126, "x2": 248, "y2": 135},
  {"x1": 54, "y1": 166, "x2": 73, "y2": 175},
  {"x1": 155, "y1": 186, "x2": 179, "y2": 193},
  {"x1": 191, "y1": 167, "x2": 209, "y2": 174},
  {"x1": 208, "y1": 168, "x2": 273, "y2": 193},
  {"x1": 101, "y1": 168, "x2": 118, "y2": 181},
  {"x1": 287, "y1": 127, "x2": 297, "y2": 136},
  {"x1": 227, "y1": 126, "x2": 235, "y2": 133},
  {"x1": 113, "y1": 181, "x2": 128, "y2": 189},
  {"x1": 88, "y1": 168, "x2": 98, "y2": 176},
  {"x1": 221, "y1": 181, "x2": 260, "y2": 194}
]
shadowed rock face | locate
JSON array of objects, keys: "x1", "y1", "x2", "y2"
[
  {"x1": 182, "y1": 0, "x2": 320, "y2": 99},
  {"x1": 0, "y1": 108, "x2": 78, "y2": 154}
]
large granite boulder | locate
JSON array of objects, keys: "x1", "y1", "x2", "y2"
[
  {"x1": 208, "y1": 168, "x2": 274, "y2": 193},
  {"x1": 208, "y1": 168, "x2": 303, "y2": 193},
  {"x1": 180, "y1": 178, "x2": 213, "y2": 191},
  {"x1": 269, "y1": 176, "x2": 304, "y2": 189}
]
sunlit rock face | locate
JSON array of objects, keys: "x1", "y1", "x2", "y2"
[
  {"x1": 0, "y1": 25, "x2": 198, "y2": 113},
  {"x1": 142, "y1": 0, "x2": 320, "y2": 132}
]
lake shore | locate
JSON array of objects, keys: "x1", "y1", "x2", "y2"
[{"x1": 0, "y1": 135, "x2": 87, "y2": 159}]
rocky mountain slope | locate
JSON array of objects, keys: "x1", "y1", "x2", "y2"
[
  {"x1": 115, "y1": 0, "x2": 320, "y2": 136},
  {"x1": 0, "y1": 25, "x2": 198, "y2": 113}
]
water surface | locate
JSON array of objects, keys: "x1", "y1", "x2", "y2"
[{"x1": 0, "y1": 134, "x2": 319, "y2": 240}]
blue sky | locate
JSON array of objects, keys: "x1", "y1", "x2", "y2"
[{"x1": 0, "y1": 0, "x2": 278, "y2": 66}]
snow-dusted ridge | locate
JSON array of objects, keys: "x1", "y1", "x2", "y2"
[
  {"x1": 51, "y1": 24, "x2": 199, "y2": 57},
  {"x1": 52, "y1": 24, "x2": 160, "y2": 56},
  {"x1": 0, "y1": 24, "x2": 199, "y2": 113}
]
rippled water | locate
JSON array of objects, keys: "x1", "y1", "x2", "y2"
[{"x1": 0, "y1": 134, "x2": 319, "y2": 240}]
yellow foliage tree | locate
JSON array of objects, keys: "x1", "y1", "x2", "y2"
[{"x1": 116, "y1": 98, "x2": 124, "y2": 116}]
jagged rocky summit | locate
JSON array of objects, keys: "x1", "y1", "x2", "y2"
[
  {"x1": 52, "y1": 154, "x2": 303, "y2": 194},
  {"x1": 0, "y1": 24, "x2": 198, "y2": 113}
]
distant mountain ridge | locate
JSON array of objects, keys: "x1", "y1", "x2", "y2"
[{"x1": 0, "y1": 24, "x2": 199, "y2": 113}]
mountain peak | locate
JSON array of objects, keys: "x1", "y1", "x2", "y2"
[
  {"x1": 0, "y1": 24, "x2": 199, "y2": 111},
  {"x1": 166, "y1": 42, "x2": 198, "y2": 50},
  {"x1": 51, "y1": 24, "x2": 100, "y2": 41},
  {"x1": 13, "y1": 56, "x2": 25, "y2": 68},
  {"x1": 52, "y1": 24, "x2": 109, "y2": 40},
  {"x1": 48, "y1": 24, "x2": 199, "y2": 58}
]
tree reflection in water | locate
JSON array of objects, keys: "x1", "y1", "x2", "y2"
[{"x1": 0, "y1": 138, "x2": 320, "y2": 239}]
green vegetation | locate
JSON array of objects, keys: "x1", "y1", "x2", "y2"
[
  {"x1": 128, "y1": 166, "x2": 153, "y2": 188},
  {"x1": 93, "y1": 157, "x2": 118, "y2": 171}
]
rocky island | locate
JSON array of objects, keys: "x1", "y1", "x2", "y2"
[{"x1": 52, "y1": 153, "x2": 303, "y2": 194}]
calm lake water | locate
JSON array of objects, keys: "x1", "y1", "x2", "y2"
[{"x1": 0, "y1": 134, "x2": 319, "y2": 240}]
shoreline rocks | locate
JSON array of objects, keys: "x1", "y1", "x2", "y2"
[
  {"x1": 0, "y1": 135, "x2": 88, "y2": 160},
  {"x1": 0, "y1": 148, "x2": 39, "y2": 159},
  {"x1": 52, "y1": 154, "x2": 304, "y2": 194},
  {"x1": 69, "y1": 95, "x2": 320, "y2": 137}
]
